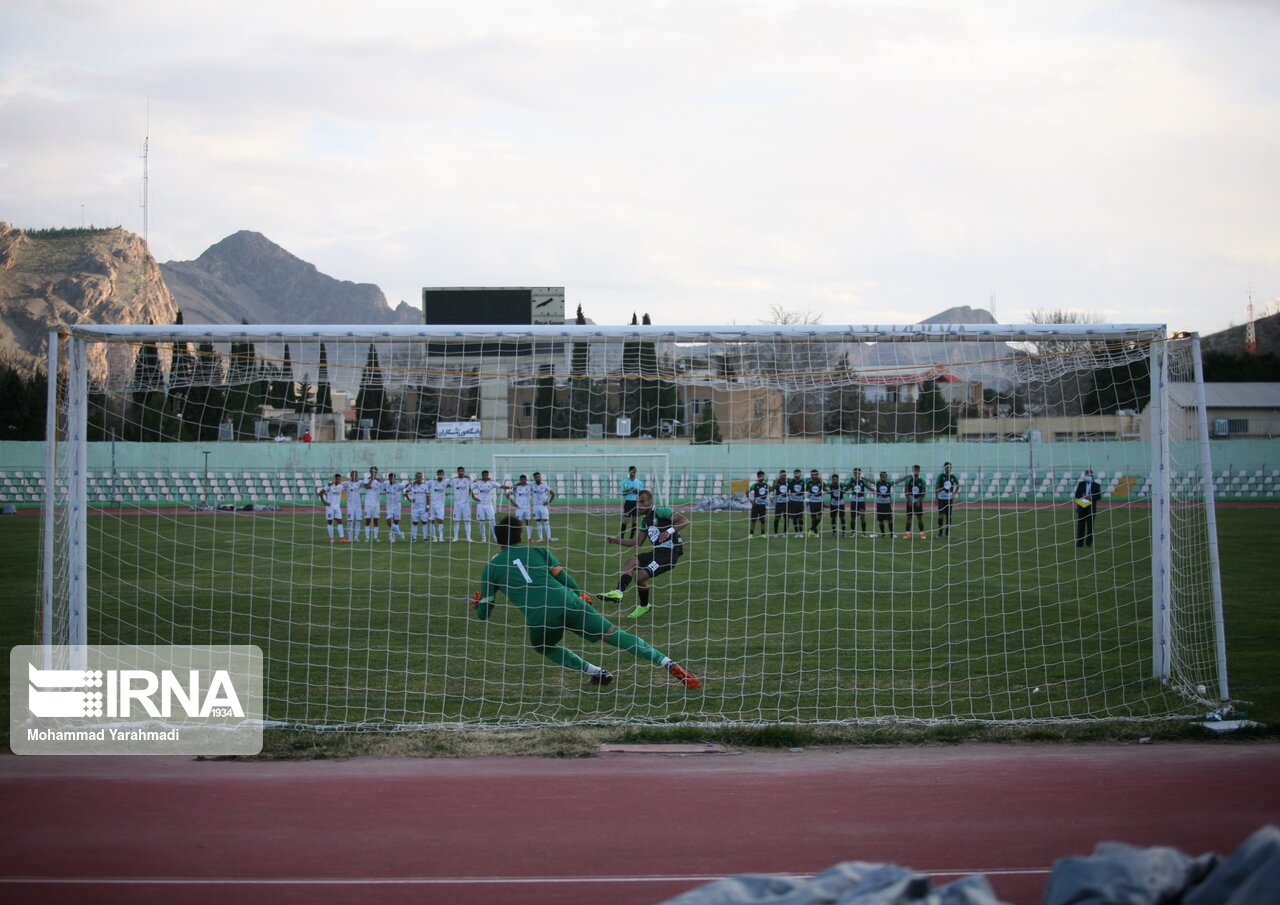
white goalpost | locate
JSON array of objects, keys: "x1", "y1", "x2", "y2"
[{"x1": 37, "y1": 322, "x2": 1230, "y2": 728}]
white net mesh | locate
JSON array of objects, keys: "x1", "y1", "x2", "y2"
[{"x1": 38, "y1": 324, "x2": 1226, "y2": 727}]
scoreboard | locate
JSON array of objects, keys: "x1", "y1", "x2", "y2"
[{"x1": 421, "y1": 287, "x2": 565, "y2": 326}]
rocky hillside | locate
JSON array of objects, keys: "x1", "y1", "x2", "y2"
[
  {"x1": 1199, "y1": 309, "x2": 1280, "y2": 357},
  {"x1": 0, "y1": 222, "x2": 177, "y2": 381},
  {"x1": 161, "y1": 231, "x2": 419, "y2": 326}
]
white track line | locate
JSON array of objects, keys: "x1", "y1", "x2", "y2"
[{"x1": 0, "y1": 868, "x2": 1052, "y2": 886}]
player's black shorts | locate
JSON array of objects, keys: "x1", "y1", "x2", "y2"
[
  {"x1": 875, "y1": 503, "x2": 893, "y2": 517},
  {"x1": 637, "y1": 546, "x2": 682, "y2": 577},
  {"x1": 906, "y1": 499, "x2": 924, "y2": 514},
  {"x1": 807, "y1": 502, "x2": 822, "y2": 514},
  {"x1": 851, "y1": 500, "x2": 866, "y2": 512},
  {"x1": 750, "y1": 503, "x2": 767, "y2": 519},
  {"x1": 937, "y1": 498, "x2": 954, "y2": 516},
  {"x1": 788, "y1": 501, "x2": 804, "y2": 517},
  {"x1": 622, "y1": 499, "x2": 638, "y2": 518},
  {"x1": 774, "y1": 501, "x2": 787, "y2": 514}
]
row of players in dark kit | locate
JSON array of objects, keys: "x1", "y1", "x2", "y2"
[{"x1": 746, "y1": 464, "x2": 961, "y2": 540}]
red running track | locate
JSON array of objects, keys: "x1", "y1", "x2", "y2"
[{"x1": 0, "y1": 743, "x2": 1277, "y2": 905}]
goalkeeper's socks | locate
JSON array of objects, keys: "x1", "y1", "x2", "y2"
[{"x1": 606, "y1": 627, "x2": 664, "y2": 666}]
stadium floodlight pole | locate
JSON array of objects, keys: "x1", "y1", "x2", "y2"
[{"x1": 1190, "y1": 334, "x2": 1230, "y2": 703}]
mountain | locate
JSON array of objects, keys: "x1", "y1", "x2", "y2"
[
  {"x1": 0, "y1": 222, "x2": 178, "y2": 381},
  {"x1": 1199, "y1": 309, "x2": 1280, "y2": 358},
  {"x1": 161, "y1": 231, "x2": 420, "y2": 326}
]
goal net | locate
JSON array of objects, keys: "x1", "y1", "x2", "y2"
[{"x1": 38, "y1": 323, "x2": 1228, "y2": 728}]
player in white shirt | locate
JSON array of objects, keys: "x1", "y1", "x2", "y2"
[
  {"x1": 530, "y1": 471, "x2": 557, "y2": 542},
  {"x1": 406, "y1": 472, "x2": 430, "y2": 541},
  {"x1": 507, "y1": 473, "x2": 532, "y2": 524},
  {"x1": 383, "y1": 472, "x2": 409, "y2": 542},
  {"x1": 426, "y1": 468, "x2": 448, "y2": 542},
  {"x1": 342, "y1": 469, "x2": 363, "y2": 541},
  {"x1": 361, "y1": 467, "x2": 385, "y2": 541},
  {"x1": 470, "y1": 469, "x2": 502, "y2": 542},
  {"x1": 449, "y1": 466, "x2": 474, "y2": 542},
  {"x1": 317, "y1": 473, "x2": 349, "y2": 543}
]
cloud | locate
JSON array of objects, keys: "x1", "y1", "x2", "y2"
[{"x1": 1, "y1": 0, "x2": 1277, "y2": 332}]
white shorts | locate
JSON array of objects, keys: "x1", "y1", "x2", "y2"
[
  {"x1": 532, "y1": 504, "x2": 549, "y2": 521},
  {"x1": 514, "y1": 504, "x2": 531, "y2": 522},
  {"x1": 475, "y1": 503, "x2": 495, "y2": 521},
  {"x1": 325, "y1": 504, "x2": 342, "y2": 520},
  {"x1": 385, "y1": 505, "x2": 402, "y2": 521},
  {"x1": 411, "y1": 503, "x2": 427, "y2": 522},
  {"x1": 364, "y1": 499, "x2": 381, "y2": 518},
  {"x1": 346, "y1": 505, "x2": 362, "y2": 521},
  {"x1": 429, "y1": 502, "x2": 445, "y2": 521},
  {"x1": 452, "y1": 502, "x2": 471, "y2": 521}
]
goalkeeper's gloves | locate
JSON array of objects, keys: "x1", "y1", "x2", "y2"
[
  {"x1": 472, "y1": 592, "x2": 494, "y2": 609},
  {"x1": 579, "y1": 592, "x2": 594, "y2": 604},
  {"x1": 646, "y1": 525, "x2": 664, "y2": 543}
]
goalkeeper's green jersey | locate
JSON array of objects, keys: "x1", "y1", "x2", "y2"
[{"x1": 477, "y1": 545, "x2": 580, "y2": 621}]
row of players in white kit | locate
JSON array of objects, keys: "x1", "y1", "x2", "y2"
[{"x1": 317, "y1": 466, "x2": 557, "y2": 544}]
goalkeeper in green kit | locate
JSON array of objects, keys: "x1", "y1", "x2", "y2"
[{"x1": 473, "y1": 515, "x2": 702, "y2": 689}]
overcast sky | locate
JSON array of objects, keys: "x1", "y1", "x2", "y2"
[{"x1": 2, "y1": 0, "x2": 1277, "y2": 334}]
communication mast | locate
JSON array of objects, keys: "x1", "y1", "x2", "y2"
[
  {"x1": 1244, "y1": 291, "x2": 1257, "y2": 355},
  {"x1": 140, "y1": 101, "x2": 149, "y2": 247}
]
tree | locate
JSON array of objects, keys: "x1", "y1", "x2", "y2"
[
  {"x1": 534, "y1": 364, "x2": 555, "y2": 439},
  {"x1": 0, "y1": 359, "x2": 46, "y2": 440},
  {"x1": 184, "y1": 342, "x2": 226, "y2": 440},
  {"x1": 917, "y1": 379, "x2": 953, "y2": 437},
  {"x1": 637, "y1": 313, "x2": 660, "y2": 435},
  {"x1": 693, "y1": 401, "x2": 723, "y2": 444},
  {"x1": 313, "y1": 343, "x2": 332, "y2": 414},
  {"x1": 354, "y1": 343, "x2": 389, "y2": 438},
  {"x1": 568, "y1": 305, "x2": 591, "y2": 439},
  {"x1": 1203, "y1": 351, "x2": 1280, "y2": 382},
  {"x1": 168, "y1": 310, "x2": 195, "y2": 440}
]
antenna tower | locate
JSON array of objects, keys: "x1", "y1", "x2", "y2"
[
  {"x1": 1245, "y1": 291, "x2": 1257, "y2": 355},
  {"x1": 140, "y1": 101, "x2": 149, "y2": 247}
]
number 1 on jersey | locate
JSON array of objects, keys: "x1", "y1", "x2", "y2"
[{"x1": 513, "y1": 558, "x2": 533, "y2": 584}]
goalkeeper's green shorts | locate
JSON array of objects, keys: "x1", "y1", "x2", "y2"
[{"x1": 527, "y1": 596, "x2": 614, "y2": 650}]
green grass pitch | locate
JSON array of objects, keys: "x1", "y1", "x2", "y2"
[{"x1": 3, "y1": 504, "x2": 1277, "y2": 731}]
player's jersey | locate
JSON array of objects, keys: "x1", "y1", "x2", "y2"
[
  {"x1": 788, "y1": 479, "x2": 806, "y2": 504},
  {"x1": 480, "y1": 545, "x2": 575, "y2": 616},
  {"x1": 936, "y1": 473, "x2": 959, "y2": 501},
  {"x1": 322, "y1": 483, "x2": 344, "y2": 507},
  {"x1": 471, "y1": 479, "x2": 498, "y2": 507},
  {"x1": 848, "y1": 478, "x2": 869, "y2": 503},
  {"x1": 406, "y1": 481, "x2": 430, "y2": 508},
  {"x1": 426, "y1": 479, "x2": 448, "y2": 508},
  {"x1": 828, "y1": 483, "x2": 845, "y2": 506},
  {"x1": 806, "y1": 479, "x2": 824, "y2": 504},
  {"x1": 510, "y1": 483, "x2": 532, "y2": 510},
  {"x1": 620, "y1": 477, "x2": 643, "y2": 501},
  {"x1": 904, "y1": 477, "x2": 927, "y2": 506},
  {"x1": 449, "y1": 476, "x2": 472, "y2": 506},
  {"x1": 531, "y1": 482, "x2": 553, "y2": 507},
  {"x1": 384, "y1": 481, "x2": 408, "y2": 511},
  {"x1": 362, "y1": 479, "x2": 384, "y2": 505},
  {"x1": 641, "y1": 506, "x2": 684, "y2": 552},
  {"x1": 342, "y1": 480, "x2": 363, "y2": 509},
  {"x1": 773, "y1": 479, "x2": 789, "y2": 504},
  {"x1": 874, "y1": 481, "x2": 894, "y2": 506},
  {"x1": 749, "y1": 481, "x2": 770, "y2": 506}
]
